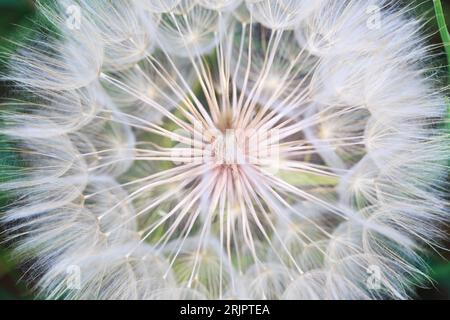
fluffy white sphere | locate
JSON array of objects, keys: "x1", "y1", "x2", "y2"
[{"x1": 0, "y1": 0, "x2": 448, "y2": 300}]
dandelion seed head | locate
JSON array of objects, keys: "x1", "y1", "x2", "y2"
[{"x1": 0, "y1": 0, "x2": 448, "y2": 300}]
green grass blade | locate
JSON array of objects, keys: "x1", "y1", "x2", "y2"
[
  {"x1": 433, "y1": 0, "x2": 450, "y2": 133},
  {"x1": 434, "y1": 0, "x2": 450, "y2": 74}
]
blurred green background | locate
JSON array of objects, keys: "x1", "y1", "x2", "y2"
[{"x1": 0, "y1": 0, "x2": 449, "y2": 300}]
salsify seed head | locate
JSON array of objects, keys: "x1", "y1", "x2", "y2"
[{"x1": 0, "y1": 0, "x2": 448, "y2": 300}]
